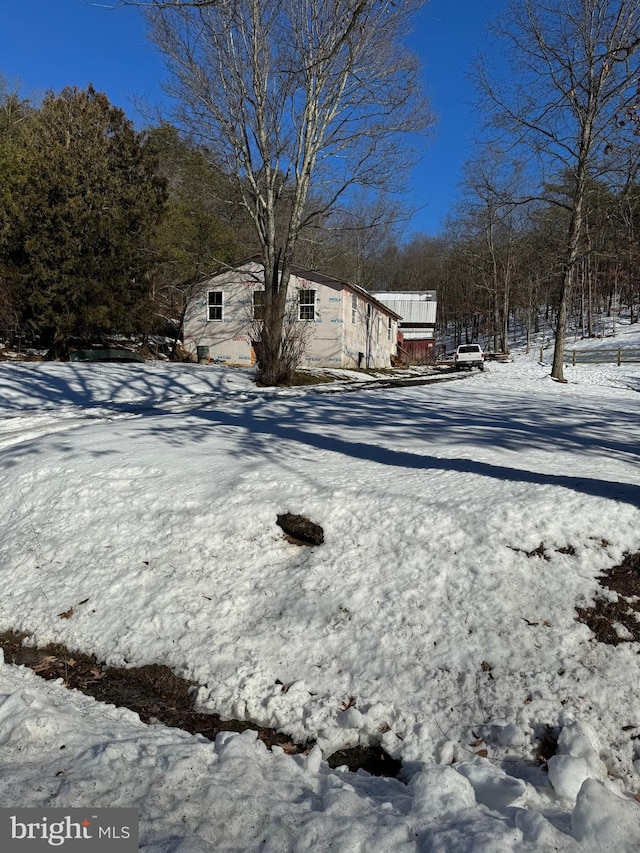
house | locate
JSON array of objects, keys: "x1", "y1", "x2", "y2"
[
  {"x1": 370, "y1": 290, "x2": 437, "y2": 364},
  {"x1": 183, "y1": 260, "x2": 401, "y2": 369}
]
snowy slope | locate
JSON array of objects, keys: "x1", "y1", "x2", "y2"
[{"x1": 0, "y1": 326, "x2": 639, "y2": 851}]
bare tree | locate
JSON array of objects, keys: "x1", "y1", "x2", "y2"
[
  {"x1": 145, "y1": 0, "x2": 431, "y2": 384},
  {"x1": 479, "y1": 0, "x2": 640, "y2": 381},
  {"x1": 452, "y1": 148, "x2": 531, "y2": 354}
]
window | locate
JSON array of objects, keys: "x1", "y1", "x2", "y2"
[
  {"x1": 253, "y1": 289, "x2": 265, "y2": 321},
  {"x1": 351, "y1": 294, "x2": 357, "y2": 324},
  {"x1": 298, "y1": 289, "x2": 316, "y2": 321},
  {"x1": 388, "y1": 317, "x2": 393, "y2": 341},
  {"x1": 207, "y1": 291, "x2": 223, "y2": 321}
]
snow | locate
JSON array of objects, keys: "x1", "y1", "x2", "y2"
[{"x1": 1, "y1": 324, "x2": 640, "y2": 850}]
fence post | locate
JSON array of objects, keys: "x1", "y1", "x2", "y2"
[
  {"x1": 572, "y1": 350, "x2": 576, "y2": 366},
  {"x1": 618, "y1": 348, "x2": 622, "y2": 366},
  {"x1": 539, "y1": 346, "x2": 543, "y2": 363}
]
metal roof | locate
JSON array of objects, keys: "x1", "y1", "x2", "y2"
[
  {"x1": 400, "y1": 329, "x2": 436, "y2": 341},
  {"x1": 371, "y1": 292, "x2": 437, "y2": 324},
  {"x1": 371, "y1": 291, "x2": 437, "y2": 301}
]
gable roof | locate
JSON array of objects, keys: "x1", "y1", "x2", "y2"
[
  {"x1": 287, "y1": 263, "x2": 402, "y2": 321},
  {"x1": 201, "y1": 256, "x2": 402, "y2": 321}
]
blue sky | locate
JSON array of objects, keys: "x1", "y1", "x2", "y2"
[{"x1": 0, "y1": 0, "x2": 506, "y2": 236}]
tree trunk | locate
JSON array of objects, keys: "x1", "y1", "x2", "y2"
[
  {"x1": 502, "y1": 284, "x2": 510, "y2": 354},
  {"x1": 551, "y1": 144, "x2": 589, "y2": 381},
  {"x1": 257, "y1": 252, "x2": 292, "y2": 385}
]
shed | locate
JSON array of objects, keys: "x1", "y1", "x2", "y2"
[{"x1": 370, "y1": 291, "x2": 437, "y2": 364}]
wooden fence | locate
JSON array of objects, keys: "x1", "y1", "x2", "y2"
[{"x1": 562, "y1": 347, "x2": 640, "y2": 365}]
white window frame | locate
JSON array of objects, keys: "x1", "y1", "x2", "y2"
[
  {"x1": 351, "y1": 293, "x2": 357, "y2": 325},
  {"x1": 388, "y1": 317, "x2": 393, "y2": 341},
  {"x1": 298, "y1": 289, "x2": 316, "y2": 321},
  {"x1": 207, "y1": 290, "x2": 224, "y2": 322}
]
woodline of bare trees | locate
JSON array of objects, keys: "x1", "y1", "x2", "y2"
[
  {"x1": 475, "y1": 0, "x2": 640, "y2": 381},
  {"x1": 347, "y1": 167, "x2": 640, "y2": 357}
]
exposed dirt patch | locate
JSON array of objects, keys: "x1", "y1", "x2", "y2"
[
  {"x1": 0, "y1": 631, "x2": 401, "y2": 778},
  {"x1": 0, "y1": 631, "x2": 296, "y2": 748},
  {"x1": 326, "y1": 745, "x2": 402, "y2": 777},
  {"x1": 576, "y1": 552, "x2": 640, "y2": 645},
  {"x1": 599, "y1": 551, "x2": 640, "y2": 598},
  {"x1": 508, "y1": 542, "x2": 577, "y2": 560},
  {"x1": 533, "y1": 724, "x2": 560, "y2": 764},
  {"x1": 256, "y1": 370, "x2": 338, "y2": 387}
]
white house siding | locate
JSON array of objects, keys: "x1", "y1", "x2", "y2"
[
  {"x1": 294, "y1": 274, "x2": 344, "y2": 368},
  {"x1": 183, "y1": 262, "x2": 263, "y2": 365},
  {"x1": 342, "y1": 290, "x2": 397, "y2": 368},
  {"x1": 183, "y1": 262, "x2": 398, "y2": 369}
]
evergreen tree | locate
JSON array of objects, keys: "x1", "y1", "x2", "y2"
[
  {"x1": 0, "y1": 86, "x2": 166, "y2": 356},
  {"x1": 0, "y1": 83, "x2": 32, "y2": 343}
]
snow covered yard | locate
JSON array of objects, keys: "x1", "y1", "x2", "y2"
[{"x1": 0, "y1": 332, "x2": 639, "y2": 851}]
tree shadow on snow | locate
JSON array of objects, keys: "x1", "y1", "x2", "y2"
[
  {"x1": 140, "y1": 386, "x2": 640, "y2": 509},
  {"x1": 2, "y1": 372, "x2": 639, "y2": 508}
]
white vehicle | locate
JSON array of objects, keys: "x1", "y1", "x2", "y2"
[{"x1": 454, "y1": 343, "x2": 485, "y2": 371}]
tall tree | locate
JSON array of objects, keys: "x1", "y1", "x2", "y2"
[
  {"x1": 0, "y1": 86, "x2": 167, "y2": 356},
  {"x1": 479, "y1": 0, "x2": 640, "y2": 381},
  {"x1": 0, "y1": 81, "x2": 31, "y2": 343},
  {"x1": 147, "y1": 0, "x2": 432, "y2": 384}
]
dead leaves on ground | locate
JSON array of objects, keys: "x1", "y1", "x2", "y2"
[
  {"x1": 32, "y1": 653, "x2": 105, "y2": 689},
  {"x1": 470, "y1": 732, "x2": 489, "y2": 758},
  {"x1": 57, "y1": 597, "x2": 90, "y2": 620}
]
